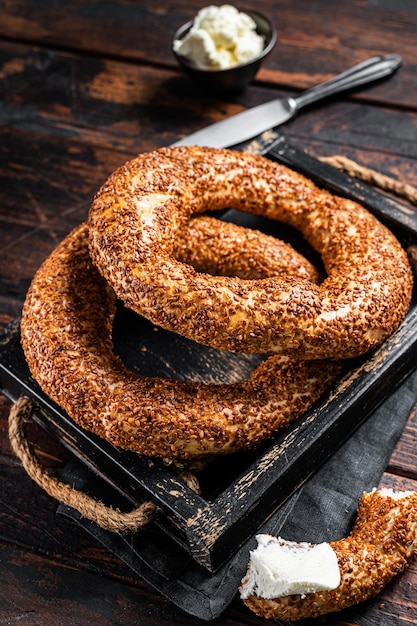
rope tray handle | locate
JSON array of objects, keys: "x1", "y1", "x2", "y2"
[{"x1": 8, "y1": 396, "x2": 199, "y2": 534}]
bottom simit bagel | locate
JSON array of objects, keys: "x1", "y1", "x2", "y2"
[{"x1": 21, "y1": 220, "x2": 341, "y2": 461}]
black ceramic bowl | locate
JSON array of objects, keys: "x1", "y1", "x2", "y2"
[{"x1": 172, "y1": 9, "x2": 276, "y2": 92}]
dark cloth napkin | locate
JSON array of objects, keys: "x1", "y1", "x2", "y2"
[{"x1": 58, "y1": 367, "x2": 417, "y2": 621}]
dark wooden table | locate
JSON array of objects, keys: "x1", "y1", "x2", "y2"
[{"x1": 1, "y1": 1, "x2": 417, "y2": 624}]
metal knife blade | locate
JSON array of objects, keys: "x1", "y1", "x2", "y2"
[{"x1": 172, "y1": 54, "x2": 402, "y2": 149}]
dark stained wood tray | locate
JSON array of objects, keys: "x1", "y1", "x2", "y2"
[{"x1": 1, "y1": 138, "x2": 417, "y2": 575}]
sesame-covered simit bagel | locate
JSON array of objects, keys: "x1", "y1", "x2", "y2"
[
  {"x1": 240, "y1": 489, "x2": 417, "y2": 620},
  {"x1": 88, "y1": 146, "x2": 413, "y2": 359},
  {"x1": 21, "y1": 221, "x2": 339, "y2": 461}
]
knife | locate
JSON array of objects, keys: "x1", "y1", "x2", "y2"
[{"x1": 172, "y1": 54, "x2": 402, "y2": 150}]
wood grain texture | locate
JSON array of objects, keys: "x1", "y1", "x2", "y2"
[
  {"x1": 1, "y1": 40, "x2": 416, "y2": 156},
  {"x1": 0, "y1": 0, "x2": 416, "y2": 107}
]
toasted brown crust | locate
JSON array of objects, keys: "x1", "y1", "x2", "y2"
[
  {"x1": 21, "y1": 222, "x2": 340, "y2": 461},
  {"x1": 241, "y1": 490, "x2": 417, "y2": 620},
  {"x1": 88, "y1": 146, "x2": 413, "y2": 359},
  {"x1": 174, "y1": 215, "x2": 321, "y2": 282}
]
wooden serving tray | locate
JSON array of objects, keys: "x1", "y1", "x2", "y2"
[{"x1": 1, "y1": 138, "x2": 417, "y2": 574}]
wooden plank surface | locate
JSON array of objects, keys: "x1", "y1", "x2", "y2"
[
  {"x1": 1, "y1": 0, "x2": 417, "y2": 623},
  {"x1": 1, "y1": 0, "x2": 416, "y2": 107},
  {"x1": 1, "y1": 39, "x2": 417, "y2": 155}
]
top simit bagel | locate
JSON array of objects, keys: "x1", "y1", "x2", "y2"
[{"x1": 88, "y1": 146, "x2": 413, "y2": 359}]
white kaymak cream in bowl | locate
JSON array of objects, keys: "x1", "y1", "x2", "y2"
[{"x1": 172, "y1": 5, "x2": 276, "y2": 91}]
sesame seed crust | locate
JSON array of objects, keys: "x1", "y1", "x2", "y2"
[
  {"x1": 88, "y1": 146, "x2": 413, "y2": 359},
  {"x1": 240, "y1": 489, "x2": 417, "y2": 620},
  {"x1": 174, "y1": 215, "x2": 321, "y2": 282},
  {"x1": 20, "y1": 222, "x2": 340, "y2": 461}
]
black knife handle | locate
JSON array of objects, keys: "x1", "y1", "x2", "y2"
[{"x1": 293, "y1": 54, "x2": 402, "y2": 111}]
